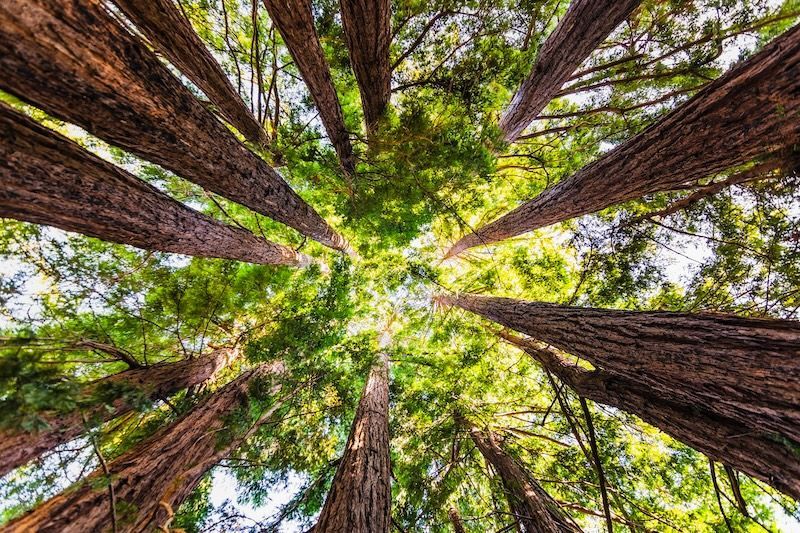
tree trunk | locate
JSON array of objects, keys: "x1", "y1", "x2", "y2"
[
  {"x1": 499, "y1": 0, "x2": 641, "y2": 141},
  {"x1": 339, "y1": 0, "x2": 391, "y2": 133},
  {"x1": 261, "y1": 0, "x2": 356, "y2": 174},
  {"x1": 314, "y1": 352, "x2": 391, "y2": 532},
  {"x1": 448, "y1": 506, "x2": 466, "y2": 533},
  {"x1": 112, "y1": 0, "x2": 269, "y2": 147},
  {"x1": 0, "y1": 0, "x2": 351, "y2": 253},
  {"x1": 3, "y1": 362, "x2": 287, "y2": 533},
  {"x1": 441, "y1": 293, "x2": 800, "y2": 449},
  {"x1": 456, "y1": 415, "x2": 580, "y2": 533},
  {"x1": 448, "y1": 24, "x2": 800, "y2": 257},
  {"x1": 0, "y1": 103, "x2": 311, "y2": 267},
  {"x1": 500, "y1": 331, "x2": 800, "y2": 500}
]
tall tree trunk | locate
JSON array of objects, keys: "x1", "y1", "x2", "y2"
[
  {"x1": 447, "y1": 24, "x2": 800, "y2": 257},
  {"x1": 0, "y1": 347, "x2": 235, "y2": 477},
  {"x1": 261, "y1": 0, "x2": 356, "y2": 174},
  {"x1": 112, "y1": 0, "x2": 269, "y2": 147},
  {"x1": 3, "y1": 362, "x2": 287, "y2": 533},
  {"x1": 448, "y1": 506, "x2": 467, "y2": 533},
  {"x1": 456, "y1": 415, "x2": 580, "y2": 533},
  {"x1": 0, "y1": 103, "x2": 311, "y2": 267},
  {"x1": 440, "y1": 293, "x2": 800, "y2": 449},
  {"x1": 499, "y1": 331, "x2": 800, "y2": 500},
  {"x1": 314, "y1": 352, "x2": 391, "y2": 532},
  {"x1": 0, "y1": 0, "x2": 351, "y2": 253},
  {"x1": 499, "y1": 0, "x2": 641, "y2": 141},
  {"x1": 339, "y1": 0, "x2": 391, "y2": 133}
]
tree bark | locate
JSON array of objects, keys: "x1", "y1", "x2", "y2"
[
  {"x1": 261, "y1": 0, "x2": 356, "y2": 173},
  {"x1": 448, "y1": 506, "x2": 466, "y2": 533},
  {"x1": 448, "y1": 24, "x2": 800, "y2": 257},
  {"x1": 0, "y1": 347, "x2": 235, "y2": 477},
  {"x1": 441, "y1": 292, "x2": 800, "y2": 450},
  {"x1": 339, "y1": 0, "x2": 391, "y2": 133},
  {"x1": 314, "y1": 352, "x2": 391, "y2": 532},
  {"x1": 456, "y1": 415, "x2": 580, "y2": 533},
  {"x1": 112, "y1": 0, "x2": 269, "y2": 147},
  {"x1": 0, "y1": 0, "x2": 351, "y2": 253},
  {"x1": 499, "y1": 0, "x2": 641, "y2": 142},
  {"x1": 499, "y1": 331, "x2": 800, "y2": 500},
  {"x1": 0, "y1": 103, "x2": 311, "y2": 267},
  {"x1": 3, "y1": 362, "x2": 287, "y2": 533}
]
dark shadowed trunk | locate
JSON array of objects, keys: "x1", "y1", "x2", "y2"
[
  {"x1": 0, "y1": 0, "x2": 350, "y2": 253},
  {"x1": 112, "y1": 0, "x2": 269, "y2": 147},
  {"x1": 261, "y1": 0, "x2": 356, "y2": 173},
  {"x1": 314, "y1": 352, "x2": 391, "y2": 532},
  {"x1": 0, "y1": 347, "x2": 235, "y2": 477},
  {"x1": 0, "y1": 103, "x2": 311, "y2": 267},
  {"x1": 440, "y1": 293, "x2": 800, "y2": 461},
  {"x1": 448, "y1": 24, "x2": 800, "y2": 257},
  {"x1": 499, "y1": 0, "x2": 640, "y2": 141},
  {"x1": 339, "y1": 0, "x2": 391, "y2": 133},
  {"x1": 456, "y1": 415, "x2": 580, "y2": 533},
  {"x1": 448, "y1": 506, "x2": 466, "y2": 533},
  {"x1": 499, "y1": 331, "x2": 800, "y2": 500},
  {"x1": 3, "y1": 362, "x2": 287, "y2": 533}
]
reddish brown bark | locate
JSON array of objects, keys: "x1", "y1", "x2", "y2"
[
  {"x1": 0, "y1": 103, "x2": 311, "y2": 267},
  {"x1": 339, "y1": 0, "x2": 391, "y2": 132},
  {"x1": 314, "y1": 353, "x2": 391, "y2": 532},
  {"x1": 448, "y1": 24, "x2": 800, "y2": 257},
  {"x1": 4, "y1": 362, "x2": 286, "y2": 533},
  {"x1": 500, "y1": 331, "x2": 800, "y2": 500},
  {"x1": 499, "y1": 0, "x2": 641, "y2": 141},
  {"x1": 456, "y1": 415, "x2": 579, "y2": 532},
  {"x1": 261, "y1": 0, "x2": 356, "y2": 173},
  {"x1": 448, "y1": 507, "x2": 466, "y2": 533},
  {"x1": 0, "y1": 0, "x2": 350, "y2": 253},
  {"x1": 112, "y1": 0, "x2": 269, "y2": 147}
]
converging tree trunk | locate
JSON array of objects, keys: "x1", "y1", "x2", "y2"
[
  {"x1": 4, "y1": 362, "x2": 288, "y2": 533},
  {"x1": 261, "y1": 0, "x2": 356, "y2": 173},
  {"x1": 314, "y1": 352, "x2": 391, "y2": 532},
  {"x1": 0, "y1": 347, "x2": 235, "y2": 477},
  {"x1": 456, "y1": 415, "x2": 580, "y2": 532},
  {"x1": 448, "y1": 506, "x2": 466, "y2": 533},
  {"x1": 499, "y1": 0, "x2": 641, "y2": 141},
  {"x1": 0, "y1": 0, "x2": 351, "y2": 253},
  {"x1": 339, "y1": 0, "x2": 391, "y2": 133},
  {"x1": 447, "y1": 24, "x2": 800, "y2": 257},
  {"x1": 499, "y1": 331, "x2": 800, "y2": 500},
  {"x1": 0, "y1": 103, "x2": 311, "y2": 267},
  {"x1": 112, "y1": 0, "x2": 269, "y2": 147}
]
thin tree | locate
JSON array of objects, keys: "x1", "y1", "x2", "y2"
[
  {"x1": 0, "y1": 0, "x2": 351, "y2": 253},
  {"x1": 499, "y1": 0, "x2": 641, "y2": 142},
  {"x1": 0, "y1": 103, "x2": 312, "y2": 267},
  {"x1": 261, "y1": 0, "x2": 356, "y2": 173},
  {"x1": 113, "y1": 0, "x2": 270, "y2": 147},
  {"x1": 447, "y1": 24, "x2": 800, "y2": 257},
  {"x1": 448, "y1": 506, "x2": 467, "y2": 533},
  {"x1": 313, "y1": 352, "x2": 391, "y2": 532},
  {"x1": 339, "y1": 0, "x2": 391, "y2": 133},
  {"x1": 3, "y1": 362, "x2": 289, "y2": 532}
]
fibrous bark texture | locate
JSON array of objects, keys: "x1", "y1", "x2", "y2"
[
  {"x1": 0, "y1": 348, "x2": 235, "y2": 477},
  {"x1": 442, "y1": 293, "x2": 800, "y2": 451},
  {"x1": 457, "y1": 415, "x2": 580, "y2": 533},
  {"x1": 448, "y1": 506, "x2": 467, "y2": 533},
  {"x1": 0, "y1": 103, "x2": 311, "y2": 267},
  {"x1": 112, "y1": 0, "x2": 269, "y2": 147},
  {"x1": 500, "y1": 331, "x2": 800, "y2": 500},
  {"x1": 499, "y1": 0, "x2": 640, "y2": 141},
  {"x1": 261, "y1": 0, "x2": 356, "y2": 173},
  {"x1": 4, "y1": 362, "x2": 286, "y2": 533},
  {"x1": 0, "y1": 0, "x2": 350, "y2": 253},
  {"x1": 449, "y1": 24, "x2": 800, "y2": 257},
  {"x1": 314, "y1": 353, "x2": 391, "y2": 533},
  {"x1": 339, "y1": 0, "x2": 391, "y2": 132}
]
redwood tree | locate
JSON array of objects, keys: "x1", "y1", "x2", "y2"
[
  {"x1": 447, "y1": 23, "x2": 800, "y2": 257},
  {"x1": 0, "y1": 0, "x2": 350, "y2": 253},
  {"x1": 314, "y1": 352, "x2": 391, "y2": 532},
  {"x1": 0, "y1": 103, "x2": 311, "y2": 267}
]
